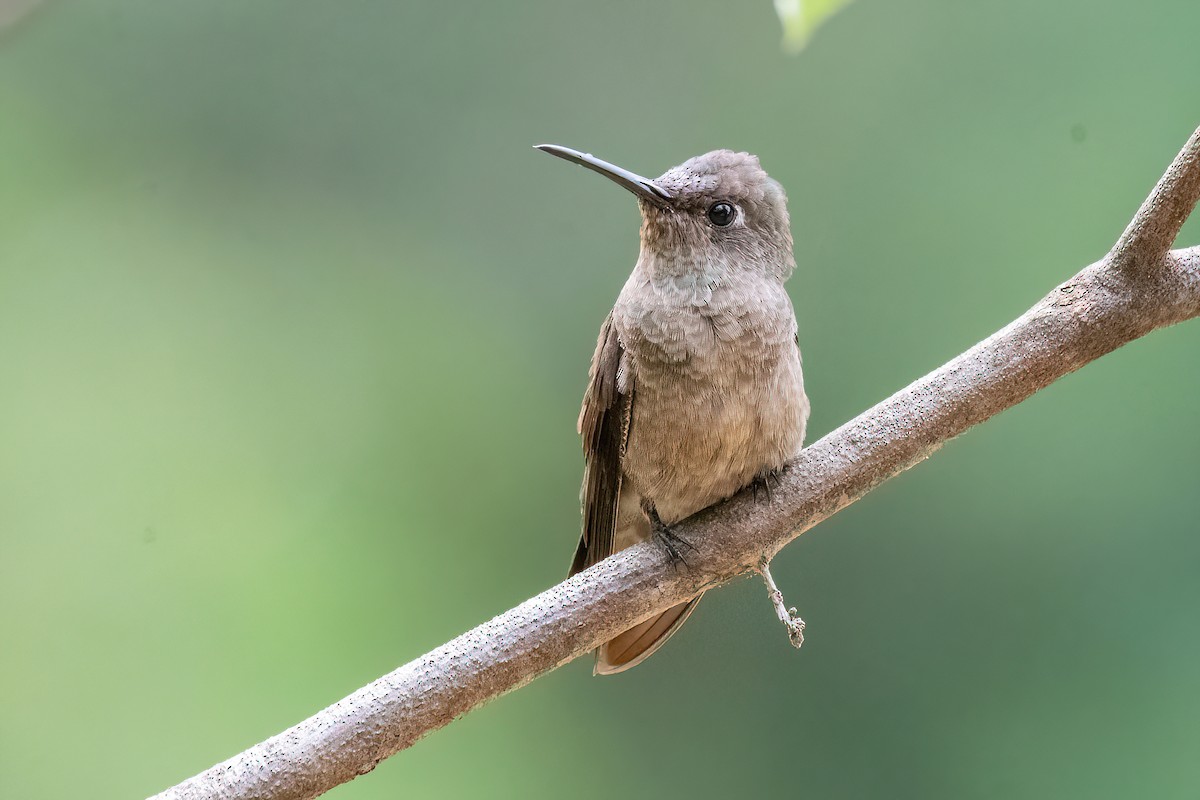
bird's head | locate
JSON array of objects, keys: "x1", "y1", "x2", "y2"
[{"x1": 537, "y1": 145, "x2": 794, "y2": 282}]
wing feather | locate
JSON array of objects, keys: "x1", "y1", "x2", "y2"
[{"x1": 569, "y1": 312, "x2": 629, "y2": 576}]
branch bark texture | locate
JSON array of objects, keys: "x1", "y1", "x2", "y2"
[{"x1": 151, "y1": 125, "x2": 1200, "y2": 800}]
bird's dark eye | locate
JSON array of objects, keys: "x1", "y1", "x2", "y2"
[{"x1": 707, "y1": 202, "x2": 735, "y2": 227}]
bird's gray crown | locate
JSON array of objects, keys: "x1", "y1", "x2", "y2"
[{"x1": 656, "y1": 150, "x2": 780, "y2": 209}]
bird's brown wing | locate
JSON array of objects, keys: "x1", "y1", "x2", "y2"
[
  {"x1": 568, "y1": 312, "x2": 702, "y2": 675},
  {"x1": 569, "y1": 312, "x2": 629, "y2": 577}
]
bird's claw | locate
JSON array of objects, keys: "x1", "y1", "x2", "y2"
[
  {"x1": 645, "y1": 505, "x2": 696, "y2": 570},
  {"x1": 751, "y1": 465, "x2": 787, "y2": 503}
]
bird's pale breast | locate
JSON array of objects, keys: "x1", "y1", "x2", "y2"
[{"x1": 614, "y1": 273, "x2": 808, "y2": 524}]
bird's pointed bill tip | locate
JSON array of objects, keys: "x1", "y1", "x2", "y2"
[
  {"x1": 534, "y1": 143, "x2": 582, "y2": 159},
  {"x1": 532, "y1": 145, "x2": 672, "y2": 206}
]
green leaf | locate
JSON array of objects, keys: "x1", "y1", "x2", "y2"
[{"x1": 774, "y1": 0, "x2": 854, "y2": 54}]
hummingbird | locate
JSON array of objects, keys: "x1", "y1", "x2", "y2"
[{"x1": 537, "y1": 145, "x2": 809, "y2": 675}]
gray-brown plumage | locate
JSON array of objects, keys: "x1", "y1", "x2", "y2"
[{"x1": 538, "y1": 145, "x2": 809, "y2": 675}]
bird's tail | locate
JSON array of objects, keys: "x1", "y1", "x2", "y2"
[{"x1": 593, "y1": 595, "x2": 702, "y2": 675}]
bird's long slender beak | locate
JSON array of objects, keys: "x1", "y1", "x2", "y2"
[{"x1": 535, "y1": 144, "x2": 673, "y2": 208}]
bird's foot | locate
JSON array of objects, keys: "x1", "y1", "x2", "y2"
[
  {"x1": 644, "y1": 504, "x2": 696, "y2": 570},
  {"x1": 751, "y1": 464, "x2": 788, "y2": 503}
]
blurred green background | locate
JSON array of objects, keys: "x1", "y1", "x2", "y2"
[{"x1": 2, "y1": 1, "x2": 1198, "y2": 798}]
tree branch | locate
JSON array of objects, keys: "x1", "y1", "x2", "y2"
[{"x1": 149, "y1": 125, "x2": 1200, "y2": 800}]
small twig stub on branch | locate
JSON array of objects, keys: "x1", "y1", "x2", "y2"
[{"x1": 760, "y1": 557, "x2": 806, "y2": 648}]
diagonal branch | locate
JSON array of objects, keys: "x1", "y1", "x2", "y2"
[{"x1": 149, "y1": 125, "x2": 1200, "y2": 800}]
